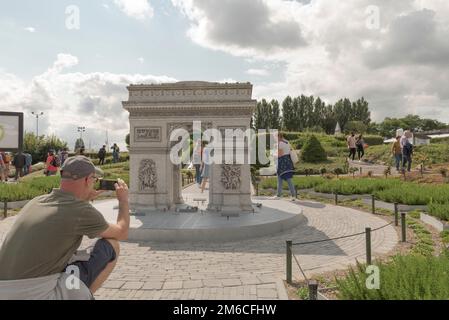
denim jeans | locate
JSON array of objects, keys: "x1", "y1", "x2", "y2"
[
  {"x1": 277, "y1": 175, "x2": 297, "y2": 198},
  {"x1": 394, "y1": 154, "x2": 402, "y2": 170},
  {"x1": 402, "y1": 154, "x2": 412, "y2": 172},
  {"x1": 194, "y1": 164, "x2": 202, "y2": 184}
]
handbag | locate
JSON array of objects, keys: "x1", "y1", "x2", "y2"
[{"x1": 290, "y1": 149, "x2": 299, "y2": 164}]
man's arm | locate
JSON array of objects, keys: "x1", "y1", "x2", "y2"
[{"x1": 100, "y1": 179, "x2": 130, "y2": 241}]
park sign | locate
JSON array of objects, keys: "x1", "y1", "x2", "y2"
[{"x1": 0, "y1": 111, "x2": 24, "y2": 152}]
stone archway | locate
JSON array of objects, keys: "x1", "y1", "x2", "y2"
[{"x1": 123, "y1": 81, "x2": 256, "y2": 215}]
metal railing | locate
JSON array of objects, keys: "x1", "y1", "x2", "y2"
[{"x1": 286, "y1": 194, "x2": 409, "y2": 299}]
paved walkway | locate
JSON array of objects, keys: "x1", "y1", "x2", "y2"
[
  {"x1": 348, "y1": 159, "x2": 402, "y2": 176},
  {"x1": 0, "y1": 187, "x2": 398, "y2": 300}
]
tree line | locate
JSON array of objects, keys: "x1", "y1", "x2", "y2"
[{"x1": 252, "y1": 95, "x2": 448, "y2": 137}]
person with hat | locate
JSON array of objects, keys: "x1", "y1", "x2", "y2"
[{"x1": 0, "y1": 156, "x2": 130, "y2": 299}]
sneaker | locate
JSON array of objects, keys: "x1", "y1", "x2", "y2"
[{"x1": 291, "y1": 197, "x2": 297, "y2": 202}]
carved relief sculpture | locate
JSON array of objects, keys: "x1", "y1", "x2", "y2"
[
  {"x1": 221, "y1": 165, "x2": 241, "y2": 190},
  {"x1": 139, "y1": 159, "x2": 158, "y2": 191}
]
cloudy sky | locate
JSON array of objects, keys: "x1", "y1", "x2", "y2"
[{"x1": 1, "y1": 0, "x2": 448, "y2": 150}]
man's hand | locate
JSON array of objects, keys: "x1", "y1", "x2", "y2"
[
  {"x1": 115, "y1": 178, "x2": 129, "y2": 203},
  {"x1": 88, "y1": 189, "x2": 105, "y2": 201}
]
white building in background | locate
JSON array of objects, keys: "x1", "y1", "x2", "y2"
[{"x1": 413, "y1": 134, "x2": 431, "y2": 146}]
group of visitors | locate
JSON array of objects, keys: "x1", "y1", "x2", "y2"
[
  {"x1": 96, "y1": 143, "x2": 120, "y2": 165},
  {"x1": 392, "y1": 130, "x2": 414, "y2": 172},
  {"x1": 1, "y1": 151, "x2": 33, "y2": 181},
  {"x1": 0, "y1": 148, "x2": 73, "y2": 182},
  {"x1": 347, "y1": 132, "x2": 366, "y2": 161}
]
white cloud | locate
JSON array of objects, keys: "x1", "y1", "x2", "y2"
[
  {"x1": 246, "y1": 68, "x2": 269, "y2": 76},
  {"x1": 24, "y1": 27, "x2": 36, "y2": 33},
  {"x1": 0, "y1": 54, "x2": 176, "y2": 150},
  {"x1": 173, "y1": 0, "x2": 449, "y2": 123},
  {"x1": 113, "y1": 0, "x2": 154, "y2": 21},
  {"x1": 172, "y1": 0, "x2": 306, "y2": 57}
]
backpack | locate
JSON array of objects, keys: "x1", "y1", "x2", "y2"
[
  {"x1": 98, "y1": 148, "x2": 106, "y2": 158},
  {"x1": 51, "y1": 155, "x2": 61, "y2": 167}
]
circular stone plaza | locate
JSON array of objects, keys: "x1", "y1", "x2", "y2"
[{"x1": 0, "y1": 183, "x2": 398, "y2": 300}]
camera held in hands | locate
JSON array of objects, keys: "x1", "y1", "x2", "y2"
[{"x1": 98, "y1": 179, "x2": 118, "y2": 191}]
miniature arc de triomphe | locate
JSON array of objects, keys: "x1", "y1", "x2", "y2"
[{"x1": 122, "y1": 81, "x2": 257, "y2": 215}]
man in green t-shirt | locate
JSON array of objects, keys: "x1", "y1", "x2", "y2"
[{"x1": 0, "y1": 156, "x2": 130, "y2": 296}]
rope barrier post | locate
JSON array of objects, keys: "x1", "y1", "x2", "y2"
[
  {"x1": 365, "y1": 227, "x2": 372, "y2": 265},
  {"x1": 334, "y1": 192, "x2": 338, "y2": 205},
  {"x1": 394, "y1": 203, "x2": 399, "y2": 226},
  {"x1": 360, "y1": 167, "x2": 363, "y2": 176},
  {"x1": 308, "y1": 280, "x2": 318, "y2": 300},
  {"x1": 371, "y1": 195, "x2": 376, "y2": 214},
  {"x1": 401, "y1": 213, "x2": 407, "y2": 242},
  {"x1": 3, "y1": 201, "x2": 7, "y2": 218},
  {"x1": 286, "y1": 241, "x2": 292, "y2": 284}
]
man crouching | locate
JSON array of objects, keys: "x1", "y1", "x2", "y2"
[{"x1": 0, "y1": 156, "x2": 129, "y2": 299}]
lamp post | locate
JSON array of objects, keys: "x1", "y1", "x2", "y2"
[
  {"x1": 77, "y1": 126, "x2": 86, "y2": 139},
  {"x1": 31, "y1": 112, "x2": 44, "y2": 137}
]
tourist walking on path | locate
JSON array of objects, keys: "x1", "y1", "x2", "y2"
[
  {"x1": 391, "y1": 136, "x2": 402, "y2": 171},
  {"x1": 356, "y1": 134, "x2": 365, "y2": 161},
  {"x1": 0, "y1": 156, "x2": 129, "y2": 299},
  {"x1": 347, "y1": 132, "x2": 357, "y2": 161},
  {"x1": 23, "y1": 153, "x2": 32, "y2": 175},
  {"x1": 45, "y1": 150, "x2": 59, "y2": 176},
  {"x1": 192, "y1": 140, "x2": 203, "y2": 186},
  {"x1": 98, "y1": 145, "x2": 107, "y2": 165},
  {"x1": 111, "y1": 143, "x2": 120, "y2": 163},
  {"x1": 12, "y1": 151, "x2": 26, "y2": 181},
  {"x1": 273, "y1": 132, "x2": 297, "y2": 201},
  {"x1": 200, "y1": 141, "x2": 211, "y2": 193},
  {"x1": 402, "y1": 133, "x2": 414, "y2": 172}
]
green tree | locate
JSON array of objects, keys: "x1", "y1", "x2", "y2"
[
  {"x1": 270, "y1": 99, "x2": 281, "y2": 129},
  {"x1": 300, "y1": 135, "x2": 327, "y2": 163},
  {"x1": 23, "y1": 132, "x2": 68, "y2": 163},
  {"x1": 282, "y1": 96, "x2": 295, "y2": 131},
  {"x1": 334, "y1": 98, "x2": 352, "y2": 131},
  {"x1": 345, "y1": 121, "x2": 368, "y2": 134},
  {"x1": 351, "y1": 97, "x2": 371, "y2": 125},
  {"x1": 322, "y1": 104, "x2": 337, "y2": 134},
  {"x1": 125, "y1": 133, "x2": 130, "y2": 148},
  {"x1": 75, "y1": 138, "x2": 85, "y2": 152}
]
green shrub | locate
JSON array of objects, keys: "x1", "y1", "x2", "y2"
[
  {"x1": 363, "y1": 135, "x2": 384, "y2": 146},
  {"x1": 260, "y1": 176, "x2": 325, "y2": 191},
  {"x1": 0, "y1": 176, "x2": 60, "y2": 202},
  {"x1": 374, "y1": 184, "x2": 449, "y2": 205},
  {"x1": 314, "y1": 178, "x2": 401, "y2": 195},
  {"x1": 428, "y1": 203, "x2": 449, "y2": 221},
  {"x1": 336, "y1": 255, "x2": 449, "y2": 300},
  {"x1": 301, "y1": 135, "x2": 327, "y2": 163}
]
